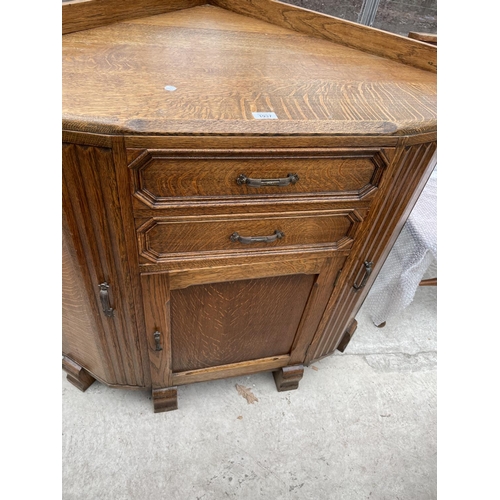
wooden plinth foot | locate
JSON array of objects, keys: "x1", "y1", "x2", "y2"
[
  {"x1": 337, "y1": 319, "x2": 358, "y2": 352},
  {"x1": 62, "y1": 356, "x2": 96, "y2": 392},
  {"x1": 273, "y1": 365, "x2": 304, "y2": 392},
  {"x1": 152, "y1": 387, "x2": 178, "y2": 413}
]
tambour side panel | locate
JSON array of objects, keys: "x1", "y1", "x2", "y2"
[
  {"x1": 63, "y1": 210, "x2": 108, "y2": 381},
  {"x1": 62, "y1": 142, "x2": 148, "y2": 387},
  {"x1": 306, "y1": 140, "x2": 437, "y2": 362}
]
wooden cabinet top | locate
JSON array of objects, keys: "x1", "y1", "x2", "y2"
[{"x1": 62, "y1": 0, "x2": 437, "y2": 137}]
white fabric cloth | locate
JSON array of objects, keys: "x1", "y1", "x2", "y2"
[{"x1": 363, "y1": 167, "x2": 437, "y2": 326}]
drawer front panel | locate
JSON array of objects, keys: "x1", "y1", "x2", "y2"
[
  {"x1": 128, "y1": 149, "x2": 388, "y2": 207},
  {"x1": 137, "y1": 210, "x2": 363, "y2": 263}
]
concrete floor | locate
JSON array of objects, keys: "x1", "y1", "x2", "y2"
[{"x1": 62, "y1": 286, "x2": 437, "y2": 500}]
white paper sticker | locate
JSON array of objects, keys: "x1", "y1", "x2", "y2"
[{"x1": 252, "y1": 112, "x2": 278, "y2": 120}]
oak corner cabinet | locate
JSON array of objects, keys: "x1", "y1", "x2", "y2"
[{"x1": 62, "y1": 0, "x2": 437, "y2": 413}]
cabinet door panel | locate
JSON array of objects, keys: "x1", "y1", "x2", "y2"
[
  {"x1": 142, "y1": 256, "x2": 346, "y2": 388},
  {"x1": 170, "y1": 274, "x2": 316, "y2": 372}
]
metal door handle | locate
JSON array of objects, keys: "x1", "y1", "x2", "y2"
[
  {"x1": 353, "y1": 261, "x2": 373, "y2": 291},
  {"x1": 98, "y1": 282, "x2": 114, "y2": 317}
]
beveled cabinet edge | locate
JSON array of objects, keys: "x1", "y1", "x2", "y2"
[
  {"x1": 62, "y1": 130, "x2": 114, "y2": 148},
  {"x1": 123, "y1": 134, "x2": 435, "y2": 149},
  {"x1": 167, "y1": 257, "x2": 325, "y2": 290},
  {"x1": 62, "y1": 130, "x2": 437, "y2": 149}
]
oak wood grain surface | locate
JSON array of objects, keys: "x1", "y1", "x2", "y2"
[
  {"x1": 63, "y1": 217, "x2": 106, "y2": 380},
  {"x1": 63, "y1": 143, "x2": 149, "y2": 387},
  {"x1": 171, "y1": 355, "x2": 290, "y2": 385},
  {"x1": 123, "y1": 135, "x2": 404, "y2": 150},
  {"x1": 141, "y1": 273, "x2": 172, "y2": 388},
  {"x1": 170, "y1": 274, "x2": 315, "y2": 371},
  {"x1": 62, "y1": 0, "x2": 206, "y2": 34},
  {"x1": 62, "y1": 4, "x2": 436, "y2": 136},
  {"x1": 211, "y1": 0, "x2": 436, "y2": 71}
]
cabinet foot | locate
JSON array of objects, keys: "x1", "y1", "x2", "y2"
[
  {"x1": 273, "y1": 365, "x2": 304, "y2": 392},
  {"x1": 152, "y1": 387, "x2": 178, "y2": 413},
  {"x1": 62, "y1": 356, "x2": 96, "y2": 392},
  {"x1": 336, "y1": 319, "x2": 358, "y2": 352}
]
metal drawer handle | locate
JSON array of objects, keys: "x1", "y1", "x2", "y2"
[
  {"x1": 236, "y1": 173, "x2": 299, "y2": 187},
  {"x1": 230, "y1": 230, "x2": 284, "y2": 244},
  {"x1": 353, "y1": 261, "x2": 373, "y2": 291},
  {"x1": 98, "y1": 282, "x2": 114, "y2": 317}
]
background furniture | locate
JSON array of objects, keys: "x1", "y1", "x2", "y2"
[{"x1": 62, "y1": 0, "x2": 437, "y2": 412}]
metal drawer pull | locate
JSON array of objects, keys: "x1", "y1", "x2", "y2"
[
  {"x1": 98, "y1": 282, "x2": 114, "y2": 317},
  {"x1": 353, "y1": 261, "x2": 373, "y2": 291},
  {"x1": 153, "y1": 331, "x2": 163, "y2": 351},
  {"x1": 236, "y1": 173, "x2": 299, "y2": 187},
  {"x1": 230, "y1": 230, "x2": 284, "y2": 244}
]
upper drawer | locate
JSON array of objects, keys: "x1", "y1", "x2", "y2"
[{"x1": 127, "y1": 149, "x2": 390, "y2": 209}]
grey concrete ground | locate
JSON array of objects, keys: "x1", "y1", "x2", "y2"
[{"x1": 62, "y1": 286, "x2": 436, "y2": 500}]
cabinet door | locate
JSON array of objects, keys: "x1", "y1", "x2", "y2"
[{"x1": 141, "y1": 256, "x2": 346, "y2": 390}]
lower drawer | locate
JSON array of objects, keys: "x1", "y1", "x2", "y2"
[{"x1": 136, "y1": 209, "x2": 364, "y2": 263}]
